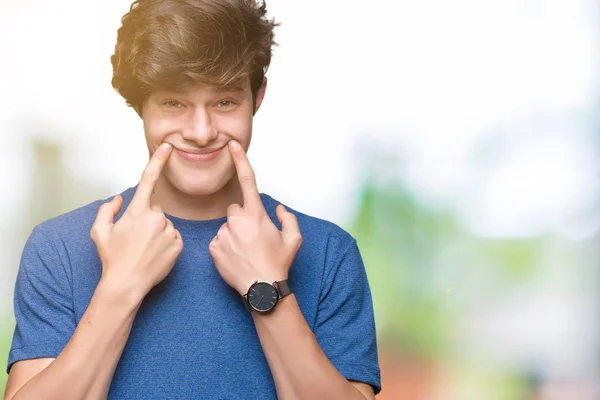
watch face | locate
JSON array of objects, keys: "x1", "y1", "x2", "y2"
[{"x1": 248, "y1": 282, "x2": 279, "y2": 313}]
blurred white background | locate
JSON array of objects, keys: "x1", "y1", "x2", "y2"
[{"x1": 1, "y1": 1, "x2": 599, "y2": 398}]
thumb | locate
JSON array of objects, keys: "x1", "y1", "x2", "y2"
[
  {"x1": 94, "y1": 195, "x2": 123, "y2": 228},
  {"x1": 276, "y1": 204, "x2": 301, "y2": 240}
]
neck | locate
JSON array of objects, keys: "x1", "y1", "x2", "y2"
[{"x1": 150, "y1": 176, "x2": 244, "y2": 220}]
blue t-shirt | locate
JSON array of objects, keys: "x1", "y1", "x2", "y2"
[{"x1": 8, "y1": 186, "x2": 381, "y2": 399}]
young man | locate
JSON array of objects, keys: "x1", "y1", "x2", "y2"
[{"x1": 5, "y1": 1, "x2": 381, "y2": 399}]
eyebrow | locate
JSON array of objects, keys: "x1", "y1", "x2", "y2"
[{"x1": 215, "y1": 85, "x2": 244, "y2": 93}]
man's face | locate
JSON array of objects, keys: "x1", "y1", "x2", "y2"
[{"x1": 140, "y1": 79, "x2": 266, "y2": 197}]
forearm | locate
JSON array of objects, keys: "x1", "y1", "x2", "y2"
[
  {"x1": 10, "y1": 281, "x2": 141, "y2": 400},
  {"x1": 252, "y1": 295, "x2": 367, "y2": 400}
]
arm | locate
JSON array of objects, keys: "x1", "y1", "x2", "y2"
[
  {"x1": 5, "y1": 283, "x2": 140, "y2": 400},
  {"x1": 5, "y1": 143, "x2": 182, "y2": 400},
  {"x1": 209, "y1": 141, "x2": 380, "y2": 400},
  {"x1": 251, "y1": 295, "x2": 375, "y2": 400}
]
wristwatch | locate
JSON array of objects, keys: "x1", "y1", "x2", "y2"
[{"x1": 243, "y1": 279, "x2": 292, "y2": 313}]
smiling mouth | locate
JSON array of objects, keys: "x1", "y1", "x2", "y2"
[{"x1": 175, "y1": 147, "x2": 223, "y2": 162}]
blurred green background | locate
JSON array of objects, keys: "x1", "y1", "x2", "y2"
[{"x1": 1, "y1": 0, "x2": 599, "y2": 399}]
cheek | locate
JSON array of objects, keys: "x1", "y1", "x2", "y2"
[
  {"x1": 217, "y1": 113, "x2": 253, "y2": 146},
  {"x1": 144, "y1": 115, "x2": 181, "y2": 147}
]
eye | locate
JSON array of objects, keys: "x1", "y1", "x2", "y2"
[
  {"x1": 162, "y1": 100, "x2": 184, "y2": 108},
  {"x1": 217, "y1": 100, "x2": 236, "y2": 108}
]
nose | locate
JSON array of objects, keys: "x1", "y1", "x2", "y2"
[{"x1": 181, "y1": 108, "x2": 218, "y2": 146}]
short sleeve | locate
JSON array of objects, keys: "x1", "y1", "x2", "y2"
[
  {"x1": 7, "y1": 225, "x2": 76, "y2": 373},
  {"x1": 314, "y1": 238, "x2": 381, "y2": 394}
]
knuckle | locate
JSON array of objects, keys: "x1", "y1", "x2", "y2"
[
  {"x1": 290, "y1": 233, "x2": 303, "y2": 246},
  {"x1": 174, "y1": 238, "x2": 184, "y2": 251},
  {"x1": 151, "y1": 213, "x2": 166, "y2": 228},
  {"x1": 89, "y1": 227, "x2": 99, "y2": 241},
  {"x1": 141, "y1": 170, "x2": 158, "y2": 184},
  {"x1": 240, "y1": 174, "x2": 255, "y2": 184},
  {"x1": 227, "y1": 204, "x2": 240, "y2": 214}
]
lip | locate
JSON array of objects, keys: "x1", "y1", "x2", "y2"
[{"x1": 175, "y1": 147, "x2": 223, "y2": 162}]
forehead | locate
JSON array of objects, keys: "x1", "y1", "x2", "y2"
[{"x1": 155, "y1": 80, "x2": 249, "y2": 98}]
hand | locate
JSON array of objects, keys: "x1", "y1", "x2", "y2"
[
  {"x1": 208, "y1": 140, "x2": 303, "y2": 296},
  {"x1": 90, "y1": 143, "x2": 183, "y2": 303}
]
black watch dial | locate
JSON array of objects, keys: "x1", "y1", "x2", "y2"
[{"x1": 248, "y1": 281, "x2": 279, "y2": 312}]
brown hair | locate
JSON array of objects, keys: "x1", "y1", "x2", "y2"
[{"x1": 111, "y1": 0, "x2": 278, "y2": 112}]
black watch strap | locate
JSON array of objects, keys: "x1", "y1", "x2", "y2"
[{"x1": 275, "y1": 279, "x2": 292, "y2": 299}]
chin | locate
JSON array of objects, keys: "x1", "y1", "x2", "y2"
[{"x1": 167, "y1": 170, "x2": 232, "y2": 197}]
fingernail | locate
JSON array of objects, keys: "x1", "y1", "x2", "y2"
[
  {"x1": 161, "y1": 143, "x2": 172, "y2": 151},
  {"x1": 229, "y1": 140, "x2": 240, "y2": 149}
]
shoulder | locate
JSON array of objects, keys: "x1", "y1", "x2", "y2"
[
  {"x1": 29, "y1": 186, "x2": 135, "y2": 247},
  {"x1": 19, "y1": 187, "x2": 135, "y2": 284}
]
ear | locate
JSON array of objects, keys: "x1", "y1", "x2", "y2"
[{"x1": 253, "y1": 77, "x2": 268, "y2": 114}]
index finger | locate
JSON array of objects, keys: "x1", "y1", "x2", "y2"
[
  {"x1": 130, "y1": 143, "x2": 173, "y2": 211},
  {"x1": 228, "y1": 140, "x2": 262, "y2": 211}
]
